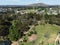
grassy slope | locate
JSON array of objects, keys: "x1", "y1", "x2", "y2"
[
  {"x1": 23, "y1": 24, "x2": 60, "y2": 45},
  {"x1": 35, "y1": 24, "x2": 60, "y2": 45}
]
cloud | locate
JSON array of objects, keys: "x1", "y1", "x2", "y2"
[{"x1": 36, "y1": 0, "x2": 40, "y2": 1}]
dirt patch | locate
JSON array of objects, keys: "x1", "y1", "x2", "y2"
[
  {"x1": 28, "y1": 34, "x2": 37, "y2": 42},
  {"x1": 48, "y1": 38, "x2": 55, "y2": 43},
  {"x1": 47, "y1": 34, "x2": 56, "y2": 43},
  {"x1": 11, "y1": 41, "x2": 19, "y2": 45}
]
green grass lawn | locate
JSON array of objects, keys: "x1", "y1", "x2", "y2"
[
  {"x1": 35, "y1": 24, "x2": 60, "y2": 45},
  {"x1": 20, "y1": 24, "x2": 60, "y2": 45},
  {"x1": 22, "y1": 9, "x2": 37, "y2": 13}
]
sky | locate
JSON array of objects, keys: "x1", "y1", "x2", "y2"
[{"x1": 0, "y1": 0, "x2": 59, "y2": 5}]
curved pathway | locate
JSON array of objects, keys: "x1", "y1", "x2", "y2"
[{"x1": 55, "y1": 34, "x2": 60, "y2": 45}]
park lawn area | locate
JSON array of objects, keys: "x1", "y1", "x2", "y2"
[
  {"x1": 34, "y1": 24, "x2": 60, "y2": 45},
  {"x1": 23, "y1": 9, "x2": 37, "y2": 13},
  {"x1": 20, "y1": 24, "x2": 60, "y2": 45}
]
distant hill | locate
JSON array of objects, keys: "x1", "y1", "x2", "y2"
[
  {"x1": 28, "y1": 3, "x2": 60, "y2": 8},
  {"x1": 28, "y1": 3, "x2": 48, "y2": 7}
]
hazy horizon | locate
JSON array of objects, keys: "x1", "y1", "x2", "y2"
[{"x1": 0, "y1": 0, "x2": 59, "y2": 5}]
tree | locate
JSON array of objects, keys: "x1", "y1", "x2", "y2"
[{"x1": 8, "y1": 20, "x2": 19, "y2": 41}]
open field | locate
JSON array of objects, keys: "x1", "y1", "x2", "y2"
[
  {"x1": 23, "y1": 24, "x2": 60, "y2": 45},
  {"x1": 35, "y1": 24, "x2": 60, "y2": 45}
]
